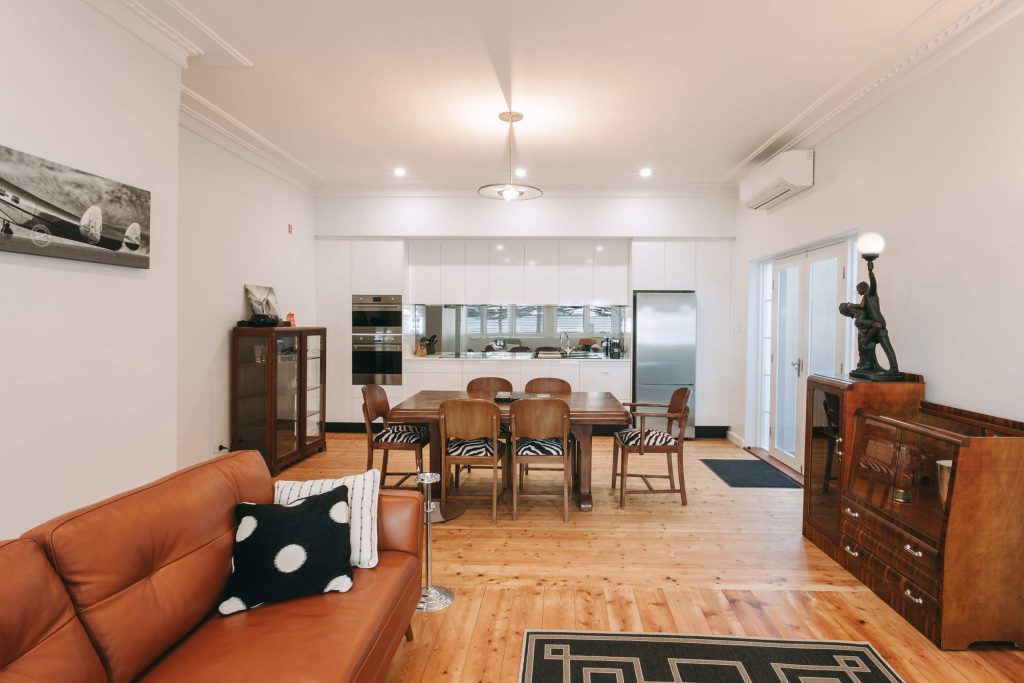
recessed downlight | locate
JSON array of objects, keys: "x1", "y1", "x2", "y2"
[
  {"x1": 639, "y1": 167, "x2": 653, "y2": 178},
  {"x1": 515, "y1": 168, "x2": 527, "y2": 179},
  {"x1": 393, "y1": 167, "x2": 407, "y2": 177}
]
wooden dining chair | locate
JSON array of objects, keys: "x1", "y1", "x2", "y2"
[
  {"x1": 362, "y1": 384, "x2": 429, "y2": 489},
  {"x1": 510, "y1": 398, "x2": 572, "y2": 522},
  {"x1": 461, "y1": 377, "x2": 514, "y2": 486},
  {"x1": 522, "y1": 377, "x2": 574, "y2": 477},
  {"x1": 611, "y1": 386, "x2": 690, "y2": 507},
  {"x1": 439, "y1": 398, "x2": 507, "y2": 523}
]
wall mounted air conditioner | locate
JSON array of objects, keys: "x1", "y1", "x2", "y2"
[{"x1": 740, "y1": 149, "x2": 814, "y2": 210}]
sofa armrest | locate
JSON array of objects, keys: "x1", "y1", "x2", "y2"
[{"x1": 377, "y1": 490, "x2": 423, "y2": 559}]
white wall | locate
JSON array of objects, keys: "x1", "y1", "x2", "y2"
[
  {"x1": 0, "y1": 0, "x2": 181, "y2": 536},
  {"x1": 177, "y1": 125, "x2": 317, "y2": 467},
  {"x1": 729, "y1": 12, "x2": 1024, "y2": 442},
  {"x1": 315, "y1": 195, "x2": 737, "y2": 238}
]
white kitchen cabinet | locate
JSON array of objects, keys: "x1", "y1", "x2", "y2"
[
  {"x1": 664, "y1": 241, "x2": 697, "y2": 290},
  {"x1": 523, "y1": 240, "x2": 559, "y2": 304},
  {"x1": 489, "y1": 240, "x2": 524, "y2": 304},
  {"x1": 580, "y1": 362, "x2": 632, "y2": 403},
  {"x1": 462, "y1": 360, "x2": 520, "y2": 391},
  {"x1": 350, "y1": 240, "x2": 406, "y2": 294},
  {"x1": 316, "y1": 240, "x2": 353, "y2": 423},
  {"x1": 593, "y1": 240, "x2": 629, "y2": 305},
  {"x1": 440, "y1": 241, "x2": 467, "y2": 304},
  {"x1": 630, "y1": 241, "x2": 665, "y2": 291},
  {"x1": 403, "y1": 370, "x2": 463, "y2": 397},
  {"x1": 558, "y1": 241, "x2": 595, "y2": 305},
  {"x1": 347, "y1": 383, "x2": 405, "y2": 422},
  {"x1": 695, "y1": 240, "x2": 732, "y2": 425},
  {"x1": 408, "y1": 240, "x2": 441, "y2": 304},
  {"x1": 548, "y1": 360, "x2": 581, "y2": 390},
  {"x1": 464, "y1": 241, "x2": 490, "y2": 304},
  {"x1": 519, "y1": 360, "x2": 552, "y2": 390}
]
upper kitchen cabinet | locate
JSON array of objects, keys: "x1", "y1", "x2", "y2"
[
  {"x1": 630, "y1": 241, "x2": 665, "y2": 291},
  {"x1": 593, "y1": 241, "x2": 629, "y2": 305},
  {"x1": 694, "y1": 240, "x2": 732, "y2": 425},
  {"x1": 464, "y1": 241, "x2": 490, "y2": 303},
  {"x1": 523, "y1": 240, "x2": 559, "y2": 304},
  {"x1": 558, "y1": 241, "x2": 595, "y2": 305},
  {"x1": 440, "y1": 241, "x2": 467, "y2": 304},
  {"x1": 664, "y1": 241, "x2": 697, "y2": 290},
  {"x1": 408, "y1": 240, "x2": 441, "y2": 304},
  {"x1": 350, "y1": 240, "x2": 406, "y2": 294},
  {"x1": 490, "y1": 240, "x2": 525, "y2": 304}
]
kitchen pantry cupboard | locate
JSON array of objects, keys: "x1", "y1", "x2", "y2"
[
  {"x1": 350, "y1": 241, "x2": 405, "y2": 295},
  {"x1": 408, "y1": 240, "x2": 441, "y2": 305},
  {"x1": 629, "y1": 240, "x2": 697, "y2": 292}
]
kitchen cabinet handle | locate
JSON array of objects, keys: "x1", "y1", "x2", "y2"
[
  {"x1": 843, "y1": 507, "x2": 859, "y2": 518},
  {"x1": 903, "y1": 589, "x2": 924, "y2": 605},
  {"x1": 903, "y1": 544, "x2": 923, "y2": 558},
  {"x1": 843, "y1": 545, "x2": 860, "y2": 558}
]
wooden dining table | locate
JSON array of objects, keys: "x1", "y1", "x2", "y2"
[{"x1": 388, "y1": 390, "x2": 630, "y2": 511}]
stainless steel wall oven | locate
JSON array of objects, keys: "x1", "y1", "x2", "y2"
[{"x1": 351, "y1": 295, "x2": 403, "y2": 386}]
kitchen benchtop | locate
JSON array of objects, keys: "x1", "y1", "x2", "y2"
[{"x1": 406, "y1": 352, "x2": 630, "y2": 362}]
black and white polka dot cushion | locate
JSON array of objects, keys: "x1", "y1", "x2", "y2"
[
  {"x1": 446, "y1": 437, "x2": 495, "y2": 457},
  {"x1": 516, "y1": 437, "x2": 565, "y2": 456},
  {"x1": 218, "y1": 484, "x2": 353, "y2": 617},
  {"x1": 615, "y1": 428, "x2": 679, "y2": 447},
  {"x1": 374, "y1": 424, "x2": 429, "y2": 444}
]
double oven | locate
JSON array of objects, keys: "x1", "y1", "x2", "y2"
[{"x1": 351, "y1": 295, "x2": 402, "y2": 386}]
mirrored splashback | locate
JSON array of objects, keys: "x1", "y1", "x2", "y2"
[{"x1": 412, "y1": 304, "x2": 630, "y2": 357}]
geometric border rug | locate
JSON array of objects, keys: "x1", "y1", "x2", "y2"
[{"x1": 519, "y1": 630, "x2": 904, "y2": 682}]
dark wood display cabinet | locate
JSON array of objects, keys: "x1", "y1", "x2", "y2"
[
  {"x1": 804, "y1": 373, "x2": 1024, "y2": 649},
  {"x1": 230, "y1": 327, "x2": 326, "y2": 475}
]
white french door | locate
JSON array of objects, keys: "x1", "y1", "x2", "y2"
[{"x1": 768, "y1": 242, "x2": 849, "y2": 472}]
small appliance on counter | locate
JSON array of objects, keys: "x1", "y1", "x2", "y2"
[{"x1": 602, "y1": 337, "x2": 623, "y2": 359}]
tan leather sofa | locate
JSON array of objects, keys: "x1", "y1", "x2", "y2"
[{"x1": 0, "y1": 451, "x2": 422, "y2": 682}]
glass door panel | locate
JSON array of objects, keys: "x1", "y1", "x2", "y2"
[
  {"x1": 275, "y1": 333, "x2": 300, "y2": 460},
  {"x1": 770, "y1": 259, "x2": 801, "y2": 463},
  {"x1": 304, "y1": 332, "x2": 324, "y2": 447},
  {"x1": 235, "y1": 336, "x2": 268, "y2": 455}
]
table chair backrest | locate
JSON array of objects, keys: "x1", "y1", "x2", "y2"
[
  {"x1": 467, "y1": 376, "x2": 513, "y2": 393},
  {"x1": 439, "y1": 398, "x2": 500, "y2": 441},
  {"x1": 524, "y1": 377, "x2": 572, "y2": 394},
  {"x1": 361, "y1": 384, "x2": 390, "y2": 428},
  {"x1": 511, "y1": 397, "x2": 570, "y2": 441},
  {"x1": 665, "y1": 386, "x2": 691, "y2": 436}
]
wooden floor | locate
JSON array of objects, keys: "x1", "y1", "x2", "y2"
[{"x1": 280, "y1": 434, "x2": 1024, "y2": 682}]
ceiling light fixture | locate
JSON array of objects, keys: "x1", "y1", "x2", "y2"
[
  {"x1": 515, "y1": 168, "x2": 527, "y2": 178},
  {"x1": 479, "y1": 112, "x2": 542, "y2": 201},
  {"x1": 639, "y1": 167, "x2": 653, "y2": 178},
  {"x1": 393, "y1": 167, "x2": 406, "y2": 177}
]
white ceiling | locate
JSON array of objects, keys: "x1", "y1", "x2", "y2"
[{"x1": 144, "y1": 0, "x2": 1005, "y2": 192}]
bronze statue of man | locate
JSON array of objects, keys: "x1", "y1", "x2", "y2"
[{"x1": 840, "y1": 259, "x2": 901, "y2": 380}]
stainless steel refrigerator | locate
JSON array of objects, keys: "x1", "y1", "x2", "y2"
[{"x1": 632, "y1": 291, "x2": 697, "y2": 438}]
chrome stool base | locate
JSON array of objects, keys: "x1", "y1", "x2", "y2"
[
  {"x1": 417, "y1": 585, "x2": 454, "y2": 612},
  {"x1": 416, "y1": 472, "x2": 453, "y2": 613}
]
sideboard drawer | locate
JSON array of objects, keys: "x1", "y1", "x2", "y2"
[
  {"x1": 840, "y1": 498, "x2": 939, "y2": 575},
  {"x1": 841, "y1": 517, "x2": 939, "y2": 596}
]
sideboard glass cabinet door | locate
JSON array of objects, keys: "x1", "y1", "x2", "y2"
[
  {"x1": 303, "y1": 330, "x2": 325, "y2": 451},
  {"x1": 805, "y1": 383, "x2": 844, "y2": 542},
  {"x1": 274, "y1": 332, "x2": 301, "y2": 465},
  {"x1": 234, "y1": 335, "x2": 269, "y2": 456}
]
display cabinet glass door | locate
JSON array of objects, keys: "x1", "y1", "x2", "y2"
[
  {"x1": 806, "y1": 384, "x2": 843, "y2": 541},
  {"x1": 304, "y1": 331, "x2": 324, "y2": 449},
  {"x1": 274, "y1": 333, "x2": 301, "y2": 463},
  {"x1": 235, "y1": 336, "x2": 268, "y2": 455}
]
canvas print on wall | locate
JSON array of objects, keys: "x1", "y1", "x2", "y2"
[{"x1": 0, "y1": 144, "x2": 150, "y2": 269}]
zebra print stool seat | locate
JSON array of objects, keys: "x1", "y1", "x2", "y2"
[
  {"x1": 516, "y1": 437, "x2": 565, "y2": 456},
  {"x1": 374, "y1": 424, "x2": 430, "y2": 444},
  {"x1": 446, "y1": 437, "x2": 495, "y2": 457},
  {"x1": 614, "y1": 428, "x2": 679, "y2": 448}
]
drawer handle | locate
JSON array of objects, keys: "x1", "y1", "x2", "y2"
[
  {"x1": 903, "y1": 589, "x2": 924, "y2": 605},
  {"x1": 843, "y1": 545, "x2": 860, "y2": 558},
  {"x1": 843, "y1": 507, "x2": 860, "y2": 518},
  {"x1": 903, "y1": 544, "x2": 923, "y2": 558}
]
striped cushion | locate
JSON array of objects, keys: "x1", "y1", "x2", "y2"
[
  {"x1": 447, "y1": 438, "x2": 495, "y2": 457},
  {"x1": 374, "y1": 424, "x2": 429, "y2": 444},
  {"x1": 615, "y1": 428, "x2": 679, "y2": 447},
  {"x1": 516, "y1": 437, "x2": 565, "y2": 456},
  {"x1": 273, "y1": 469, "x2": 381, "y2": 569}
]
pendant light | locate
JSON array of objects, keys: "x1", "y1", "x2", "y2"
[{"x1": 478, "y1": 111, "x2": 542, "y2": 201}]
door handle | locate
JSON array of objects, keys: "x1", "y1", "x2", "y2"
[{"x1": 791, "y1": 358, "x2": 803, "y2": 377}]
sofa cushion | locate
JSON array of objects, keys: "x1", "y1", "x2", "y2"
[
  {"x1": 0, "y1": 538, "x2": 106, "y2": 682},
  {"x1": 219, "y1": 485, "x2": 353, "y2": 616},
  {"x1": 139, "y1": 550, "x2": 420, "y2": 682},
  {"x1": 22, "y1": 450, "x2": 271, "y2": 683}
]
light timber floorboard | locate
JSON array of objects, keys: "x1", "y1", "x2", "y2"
[{"x1": 275, "y1": 434, "x2": 1023, "y2": 682}]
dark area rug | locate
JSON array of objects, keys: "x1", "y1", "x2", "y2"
[
  {"x1": 700, "y1": 459, "x2": 801, "y2": 488},
  {"x1": 520, "y1": 630, "x2": 903, "y2": 682}
]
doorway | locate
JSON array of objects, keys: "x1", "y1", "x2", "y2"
[{"x1": 765, "y1": 242, "x2": 851, "y2": 473}]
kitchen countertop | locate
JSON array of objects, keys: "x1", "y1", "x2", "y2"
[{"x1": 406, "y1": 352, "x2": 630, "y2": 361}]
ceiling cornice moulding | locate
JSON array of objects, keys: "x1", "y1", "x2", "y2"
[
  {"x1": 731, "y1": 0, "x2": 1024, "y2": 180},
  {"x1": 315, "y1": 183, "x2": 738, "y2": 200},
  {"x1": 80, "y1": 0, "x2": 195, "y2": 67}
]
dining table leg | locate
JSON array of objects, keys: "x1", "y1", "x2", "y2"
[{"x1": 572, "y1": 424, "x2": 594, "y2": 511}]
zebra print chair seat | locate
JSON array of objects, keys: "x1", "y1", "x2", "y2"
[
  {"x1": 516, "y1": 436, "x2": 565, "y2": 456},
  {"x1": 446, "y1": 437, "x2": 496, "y2": 457},
  {"x1": 614, "y1": 428, "x2": 679, "y2": 447},
  {"x1": 374, "y1": 424, "x2": 430, "y2": 444}
]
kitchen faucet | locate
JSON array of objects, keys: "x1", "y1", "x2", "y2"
[{"x1": 559, "y1": 331, "x2": 571, "y2": 355}]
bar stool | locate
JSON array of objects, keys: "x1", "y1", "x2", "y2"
[
  {"x1": 439, "y1": 399, "x2": 507, "y2": 523},
  {"x1": 612, "y1": 386, "x2": 689, "y2": 507},
  {"x1": 362, "y1": 384, "x2": 428, "y2": 489},
  {"x1": 510, "y1": 397, "x2": 572, "y2": 522}
]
